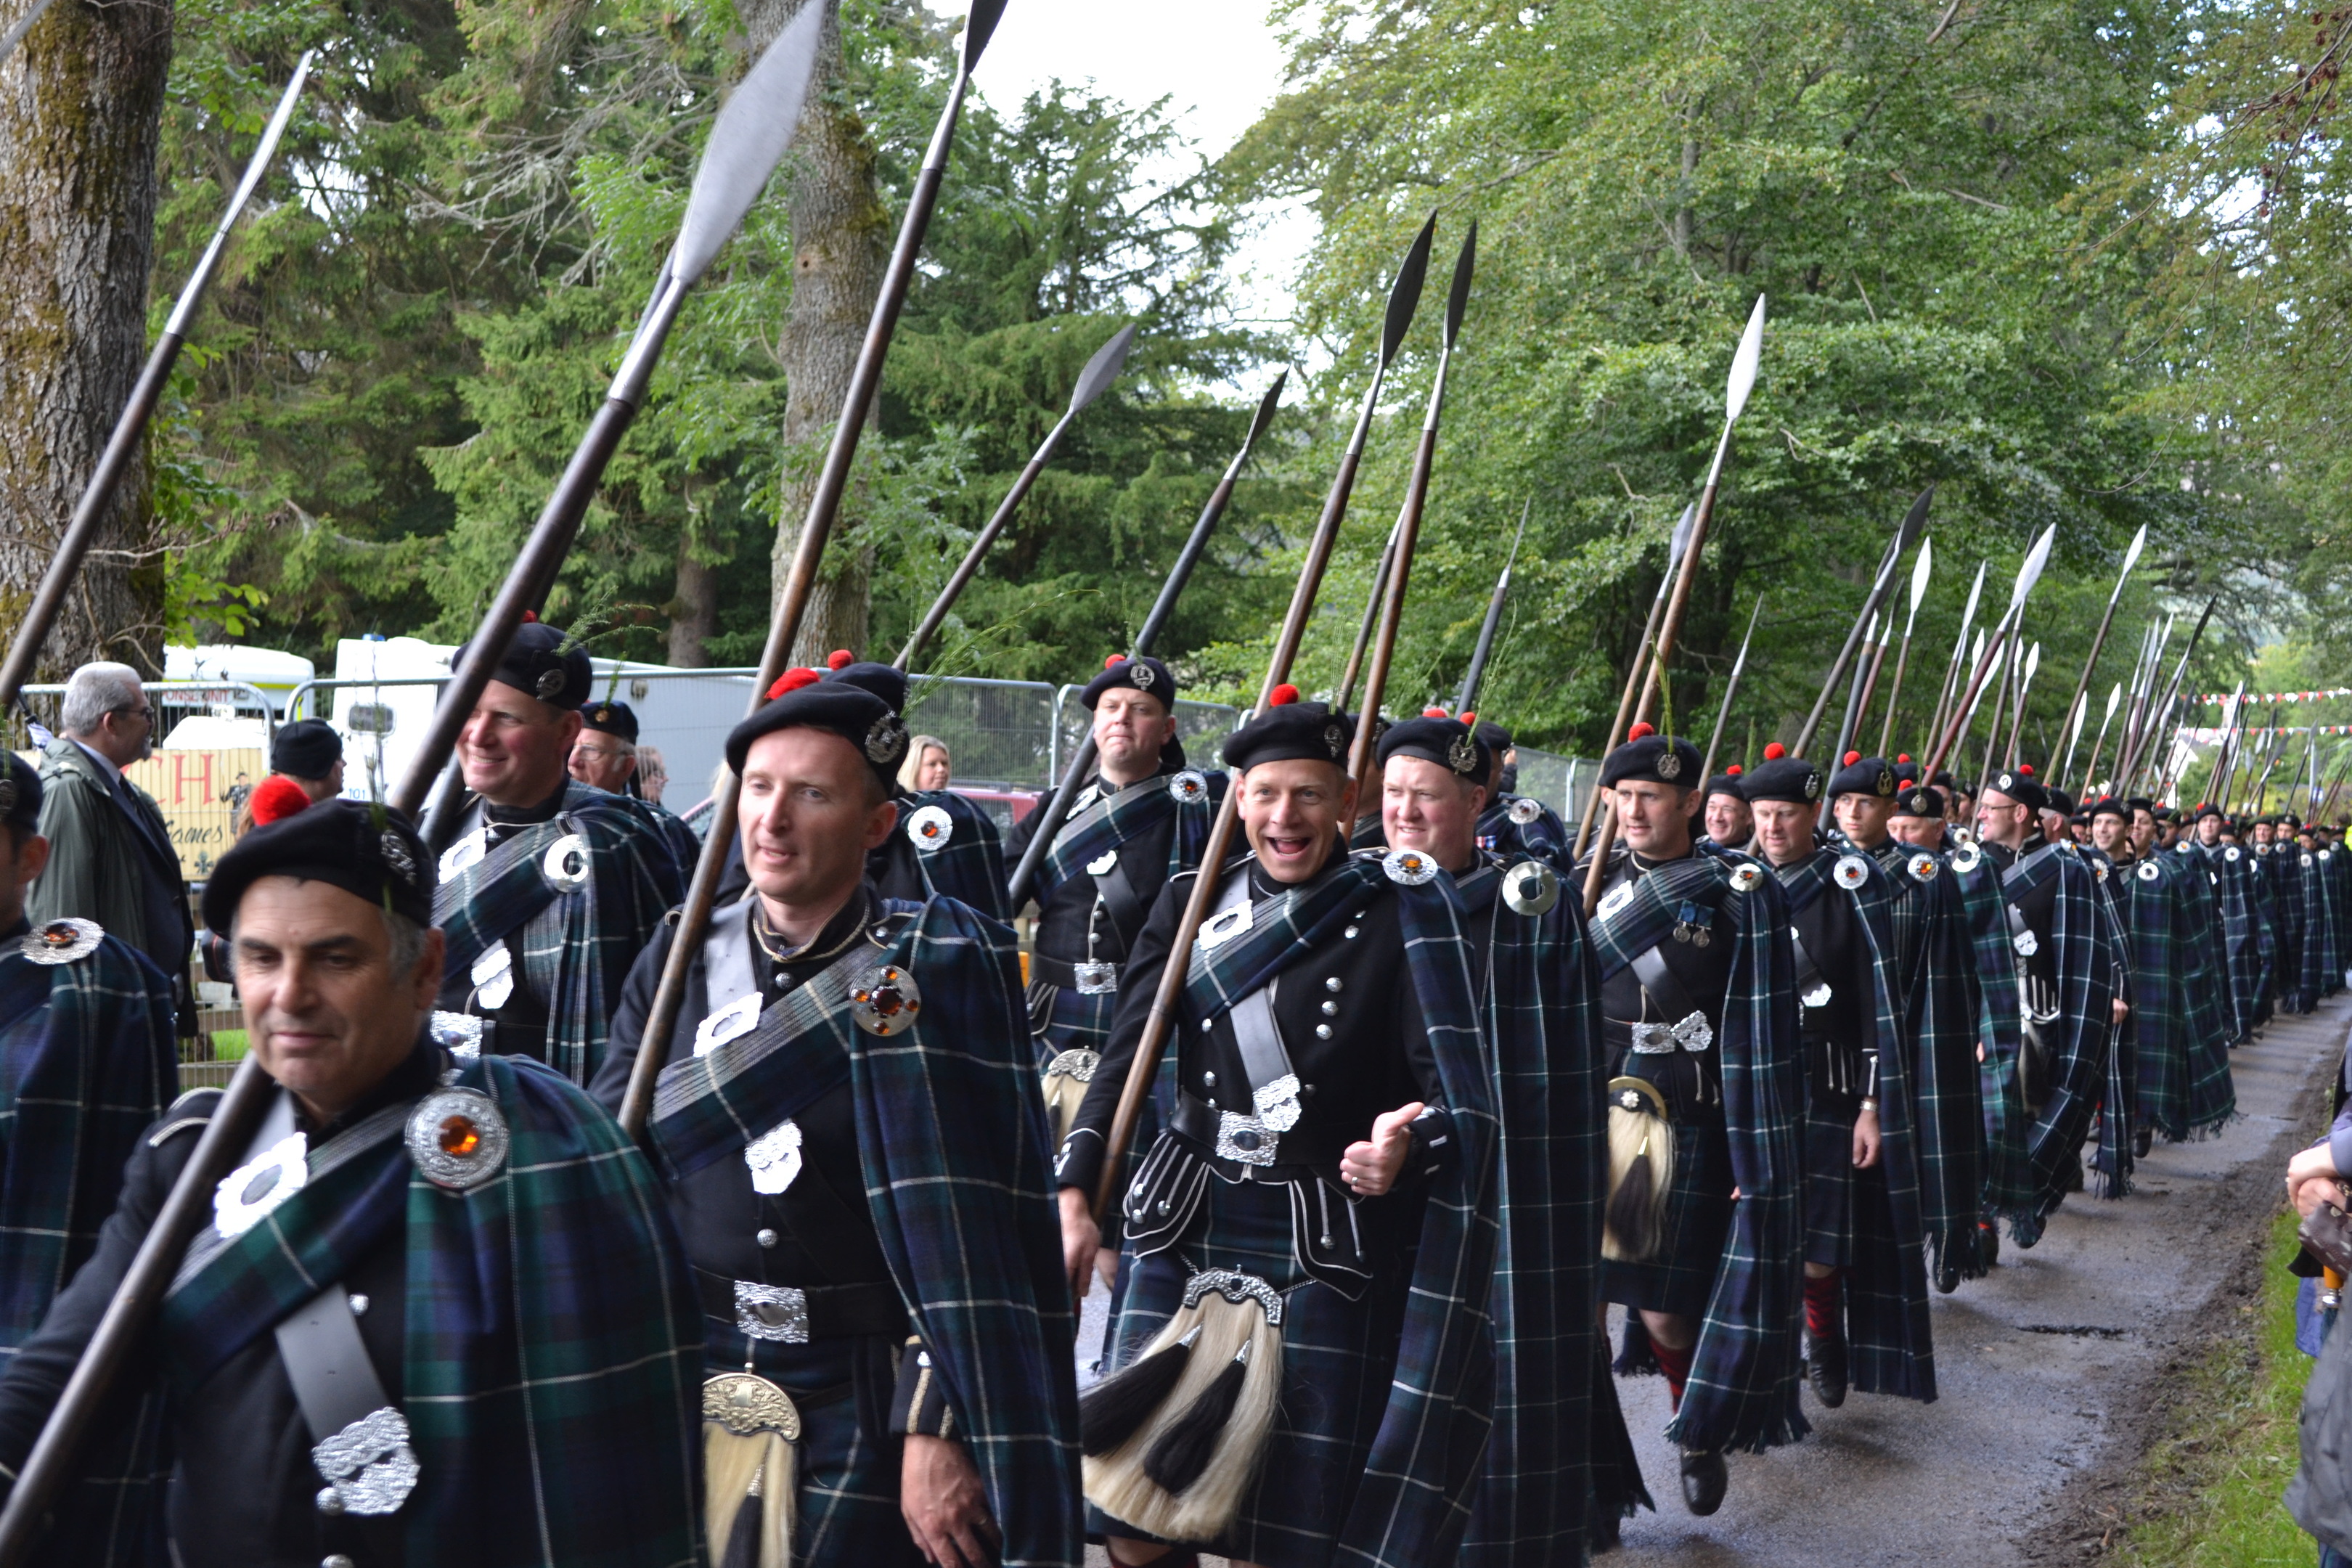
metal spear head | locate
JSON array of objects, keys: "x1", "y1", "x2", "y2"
[
  {"x1": 1725, "y1": 295, "x2": 1766, "y2": 423},
  {"x1": 670, "y1": 4, "x2": 827, "y2": 286},
  {"x1": 2117, "y1": 522, "x2": 2147, "y2": 586},
  {"x1": 1908, "y1": 533, "x2": 1934, "y2": 616},
  {"x1": 1969, "y1": 626, "x2": 1985, "y2": 663},
  {"x1": 962, "y1": 0, "x2": 1008, "y2": 70},
  {"x1": 1379, "y1": 213, "x2": 1438, "y2": 368},
  {"x1": 1065, "y1": 323, "x2": 1138, "y2": 415},
  {"x1": 1654, "y1": 504, "x2": 1696, "y2": 603},
  {"x1": 2023, "y1": 641, "x2": 2041, "y2": 684},
  {"x1": 2104, "y1": 682, "x2": 2122, "y2": 719},
  {"x1": 2006, "y1": 524, "x2": 2057, "y2": 609},
  {"x1": 1959, "y1": 558, "x2": 1987, "y2": 632},
  {"x1": 1243, "y1": 370, "x2": 1288, "y2": 449},
  {"x1": 1442, "y1": 222, "x2": 1477, "y2": 349}
]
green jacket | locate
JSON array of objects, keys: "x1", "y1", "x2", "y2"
[{"x1": 28, "y1": 738, "x2": 192, "y2": 998}]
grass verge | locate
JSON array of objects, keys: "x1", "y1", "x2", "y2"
[{"x1": 2112, "y1": 1206, "x2": 2317, "y2": 1566}]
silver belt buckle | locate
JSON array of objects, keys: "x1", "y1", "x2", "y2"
[
  {"x1": 1629, "y1": 1021, "x2": 1677, "y2": 1054},
  {"x1": 1216, "y1": 1110, "x2": 1279, "y2": 1166},
  {"x1": 1633, "y1": 1010, "x2": 1715, "y2": 1053},
  {"x1": 1073, "y1": 960, "x2": 1119, "y2": 995},
  {"x1": 311, "y1": 1405, "x2": 420, "y2": 1516},
  {"x1": 735, "y1": 1281, "x2": 811, "y2": 1344}
]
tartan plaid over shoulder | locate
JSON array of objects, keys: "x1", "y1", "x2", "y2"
[
  {"x1": 1948, "y1": 844, "x2": 2030, "y2": 1217},
  {"x1": 1583, "y1": 844, "x2": 1808, "y2": 1453},
  {"x1": 1999, "y1": 842, "x2": 2119, "y2": 1244},
  {"x1": 1034, "y1": 769, "x2": 1228, "y2": 910},
  {"x1": 0, "y1": 932, "x2": 176, "y2": 1353},
  {"x1": 902, "y1": 788, "x2": 1011, "y2": 920},
  {"x1": 158, "y1": 1052, "x2": 704, "y2": 1568},
  {"x1": 2121, "y1": 854, "x2": 2234, "y2": 1142},
  {"x1": 1455, "y1": 858, "x2": 1606, "y2": 1568},
  {"x1": 1475, "y1": 795, "x2": 1571, "y2": 870},
  {"x1": 434, "y1": 781, "x2": 684, "y2": 1085},
  {"x1": 1884, "y1": 849, "x2": 1995, "y2": 1283},
  {"x1": 650, "y1": 895, "x2": 1082, "y2": 1568},
  {"x1": 1776, "y1": 849, "x2": 1933, "y2": 1401}
]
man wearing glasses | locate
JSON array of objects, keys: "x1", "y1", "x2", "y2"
[{"x1": 28, "y1": 662, "x2": 194, "y2": 1030}]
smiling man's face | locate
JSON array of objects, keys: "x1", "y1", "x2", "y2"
[{"x1": 1240, "y1": 758, "x2": 1353, "y2": 884}]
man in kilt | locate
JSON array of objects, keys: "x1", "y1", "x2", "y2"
[
  {"x1": 430, "y1": 620, "x2": 685, "y2": 1085},
  {"x1": 1748, "y1": 752, "x2": 1933, "y2": 1408},
  {"x1": 0, "y1": 795, "x2": 705, "y2": 1568},
  {"x1": 2188, "y1": 804, "x2": 2263, "y2": 1044},
  {"x1": 1002, "y1": 654, "x2": 1221, "y2": 1132},
  {"x1": 1579, "y1": 728, "x2": 1805, "y2": 1516},
  {"x1": 1058, "y1": 691, "x2": 1542, "y2": 1567},
  {"x1": 568, "y1": 695, "x2": 706, "y2": 871},
  {"x1": 1377, "y1": 715, "x2": 1617, "y2": 1561},
  {"x1": 592, "y1": 680, "x2": 1079, "y2": 1568},
  {"x1": 2092, "y1": 797, "x2": 2235, "y2": 1148},
  {"x1": 2254, "y1": 817, "x2": 2311, "y2": 1016},
  {"x1": 1975, "y1": 768, "x2": 2126, "y2": 1241},
  {"x1": 2296, "y1": 825, "x2": 2344, "y2": 1007}
]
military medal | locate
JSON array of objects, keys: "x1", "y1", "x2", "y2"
[{"x1": 1671, "y1": 900, "x2": 1712, "y2": 947}]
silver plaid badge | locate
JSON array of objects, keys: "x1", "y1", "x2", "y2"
[{"x1": 311, "y1": 1406, "x2": 420, "y2": 1516}]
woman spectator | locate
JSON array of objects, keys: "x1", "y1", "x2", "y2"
[{"x1": 899, "y1": 733, "x2": 952, "y2": 791}]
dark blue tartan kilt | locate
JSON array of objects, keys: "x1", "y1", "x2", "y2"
[
  {"x1": 1802, "y1": 1091, "x2": 1856, "y2": 1270},
  {"x1": 705, "y1": 1320, "x2": 925, "y2": 1568},
  {"x1": 1092, "y1": 1175, "x2": 1413, "y2": 1568},
  {"x1": 1029, "y1": 979, "x2": 1119, "y2": 1071},
  {"x1": 1599, "y1": 1112, "x2": 1735, "y2": 1319}
]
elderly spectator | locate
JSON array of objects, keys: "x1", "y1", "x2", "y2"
[
  {"x1": 636, "y1": 743, "x2": 670, "y2": 804},
  {"x1": 28, "y1": 663, "x2": 194, "y2": 1029},
  {"x1": 568, "y1": 699, "x2": 640, "y2": 794},
  {"x1": 268, "y1": 718, "x2": 344, "y2": 802},
  {"x1": 899, "y1": 732, "x2": 952, "y2": 792}
]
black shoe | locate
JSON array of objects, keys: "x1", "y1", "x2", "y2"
[
  {"x1": 1806, "y1": 1334, "x2": 1848, "y2": 1408},
  {"x1": 1979, "y1": 1217, "x2": 2001, "y2": 1267},
  {"x1": 1935, "y1": 1258, "x2": 1961, "y2": 1294},
  {"x1": 1679, "y1": 1446, "x2": 1727, "y2": 1515},
  {"x1": 1591, "y1": 1509, "x2": 1622, "y2": 1553},
  {"x1": 2133, "y1": 1124, "x2": 2152, "y2": 1159}
]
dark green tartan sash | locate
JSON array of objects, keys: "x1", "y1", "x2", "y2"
[
  {"x1": 1037, "y1": 776, "x2": 1180, "y2": 902},
  {"x1": 1178, "y1": 857, "x2": 1386, "y2": 1018},
  {"x1": 433, "y1": 818, "x2": 570, "y2": 979},
  {"x1": 648, "y1": 920, "x2": 908, "y2": 1180},
  {"x1": 163, "y1": 1100, "x2": 412, "y2": 1386}
]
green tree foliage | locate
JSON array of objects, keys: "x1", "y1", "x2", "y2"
[{"x1": 1208, "y1": 0, "x2": 2296, "y2": 768}]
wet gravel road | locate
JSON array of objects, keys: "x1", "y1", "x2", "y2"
[{"x1": 1609, "y1": 992, "x2": 2345, "y2": 1567}]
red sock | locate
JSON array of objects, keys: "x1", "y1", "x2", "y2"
[
  {"x1": 1804, "y1": 1270, "x2": 1842, "y2": 1342},
  {"x1": 1650, "y1": 1335, "x2": 1695, "y2": 1410}
]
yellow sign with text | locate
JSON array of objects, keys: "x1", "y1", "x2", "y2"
[{"x1": 124, "y1": 750, "x2": 266, "y2": 883}]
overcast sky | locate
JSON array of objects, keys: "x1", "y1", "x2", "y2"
[{"x1": 936, "y1": 0, "x2": 1313, "y2": 343}]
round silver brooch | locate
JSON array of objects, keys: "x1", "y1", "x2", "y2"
[
  {"x1": 1730, "y1": 863, "x2": 1764, "y2": 893},
  {"x1": 1834, "y1": 854, "x2": 1870, "y2": 890},
  {"x1": 1132, "y1": 662, "x2": 1156, "y2": 692},
  {"x1": 2139, "y1": 861, "x2": 2163, "y2": 882},
  {"x1": 905, "y1": 804, "x2": 954, "y2": 852},
  {"x1": 1908, "y1": 852, "x2": 1939, "y2": 883},
  {"x1": 849, "y1": 964, "x2": 923, "y2": 1037},
  {"x1": 1381, "y1": 848, "x2": 1440, "y2": 886},
  {"x1": 1950, "y1": 844, "x2": 1983, "y2": 875},
  {"x1": 404, "y1": 1087, "x2": 510, "y2": 1192},
  {"x1": 539, "y1": 833, "x2": 590, "y2": 894},
  {"x1": 22, "y1": 917, "x2": 102, "y2": 965},
  {"x1": 2226, "y1": 846, "x2": 2242, "y2": 862},
  {"x1": 1503, "y1": 860, "x2": 1560, "y2": 916},
  {"x1": 1655, "y1": 748, "x2": 1683, "y2": 780},
  {"x1": 1508, "y1": 796, "x2": 1543, "y2": 825},
  {"x1": 1168, "y1": 769, "x2": 1208, "y2": 804}
]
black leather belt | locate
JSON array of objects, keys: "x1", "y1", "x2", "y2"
[
  {"x1": 695, "y1": 1268, "x2": 907, "y2": 1342},
  {"x1": 1168, "y1": 1092, "x2": 1324, "y2": 1181},
  {"x1": 1031, "y1": 952, "x2": 1119, "y2": 990}
]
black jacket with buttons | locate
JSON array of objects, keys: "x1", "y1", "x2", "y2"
[
  {"x1": 1002, "y1": 763, "x2": 1184, "y2": 969},
  {"x1": 1055, "y1": 849, "x2": 1443, "y2": 1198}
]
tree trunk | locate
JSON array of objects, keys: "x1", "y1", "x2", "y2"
[
  {"x1": 0, "y1": 0, "x2": 174, "y2": 678},
  {"x1": 743, "y1": 0, "x2": 887, "y2": 666},
  {"x1": 666, "y1": 536, "x2": 718, "y2": 666}
]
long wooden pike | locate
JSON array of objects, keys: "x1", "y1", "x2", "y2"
[
  {"x1": 2120, "y1": 614, "x2": 2176, "y2": 793},
  {"x1": 1454, "y1": 497, "x2": 1531, "y2": 714},
  {"x1": 1085, "y1": 216, "x2": 1438, "y2": 1222},
  {"x1": 2077, "y1": 684, "x2": 2123, "y2": 796},
  {"x1": 2104, "y1": 620, "x2": 2157, "y2": 795},
  {"x1": 1699, "y1": 595, "x2": 1765, "y2": 780},
  {"x1": 1794, "y1": 484, "x2": 1934, "y2": 756},
  {"x1": 1924, "y1": 525, "x2": 2054, "y2": 775},
  {"x1": 1002, "y1": 373, "x2": 1287, "y2": 912},
  {"x1": 1878, "y1": 534, "x2": 1932, "y2": 756},
  {"x1": 1344, "y1": 223, "x2": 1475, "y2": 797},
  {"x1": 1925, "y1": 558, "x2": 1988, "y2": 759},
  {"x1": 1335, "y1": 510, "x2": 1405, "y2": 714},
  {"x1": 2004, "y1": 638, "x2": 2041, "y2": 769},
  {"x1": 2054, "y1": 523, "x2": 2147, "y2": 791},
  {"x1": 1567, "y1": 501, "x2": 1694, "y2": 860},
  {"x1": 611, "y1": 0, "x2": 1010, "y2": 1144},
  {"x1": 1851, "y1": 609, "x2": 1894, "y2": 754},
  {"x1": 0, "y1": 18, "x2": 836, "y2": 1562},
  {"x1": 0, "y1": 51, "x2": 314, "y2": 714},
  {"x1": 2118, "y1": 596, "x2": 2216, "y2": 790},
  {"x1": 895, "y1": 322, "x2": 1138, "y2": 669},
  {"x1": 1582, "y1": 295, "x2": 1768, "y2": 913}
]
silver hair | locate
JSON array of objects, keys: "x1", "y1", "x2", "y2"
[{"x1": 60, "y1": 663, "x2": 144, "y2": 738}]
